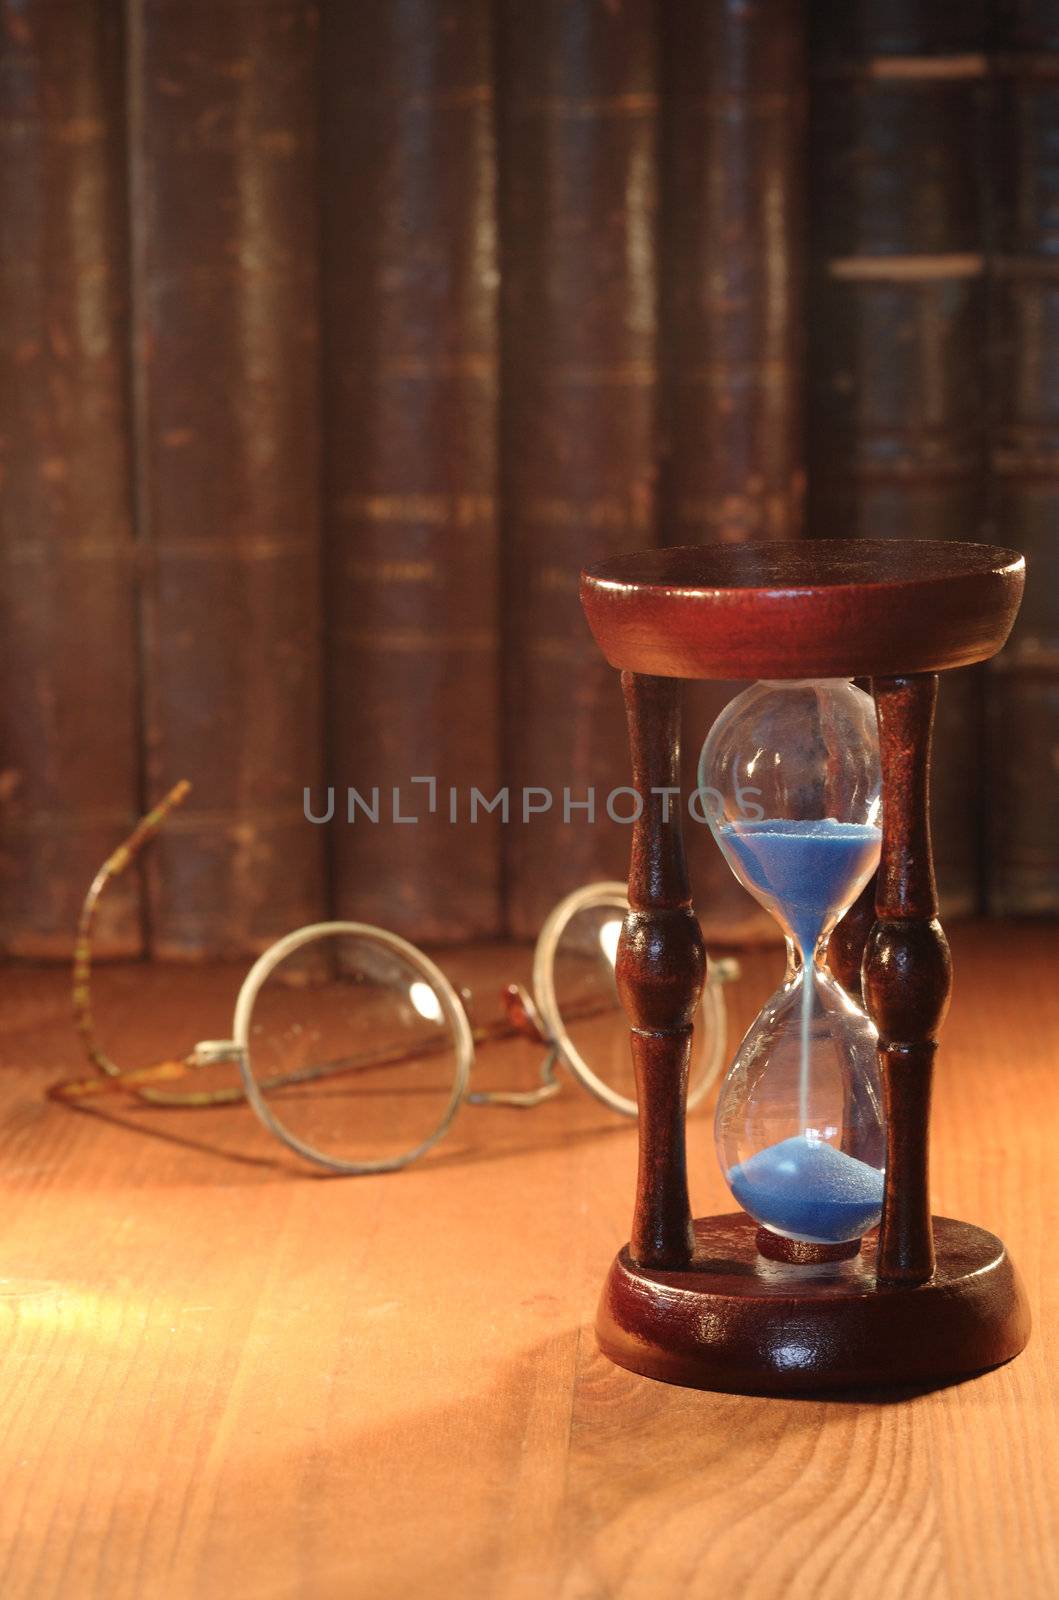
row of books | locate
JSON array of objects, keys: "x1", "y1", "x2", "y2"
[{"x1": 0, "y1": 1, "x2": 1054, "y2": 959}]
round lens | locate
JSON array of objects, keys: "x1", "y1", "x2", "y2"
[
  {"x1": 535, "y1": 884, "x2": 726, "y2": 1117},
  {"x1": 231, "y1": 925, "x2": 470, "y2": 1172}
]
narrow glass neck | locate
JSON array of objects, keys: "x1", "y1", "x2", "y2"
[{"x1": 783, "y1": 930, "x2": 828, "y2": 979}]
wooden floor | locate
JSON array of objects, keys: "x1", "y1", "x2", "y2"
[{"x1": 0, "y1": 923, "x2": 1056, "y2": 1599}]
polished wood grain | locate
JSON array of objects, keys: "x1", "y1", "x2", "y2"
[
  {"x1": 580, "y1": 540, "x2": 1025, "y2": 679},
  {"x1": 616, "y1": 672, "x2": 704, "y2": 1269},
  {"x1": 866, "y1": 675, "x2": 952, "y2": 1284},
  {"x1": 0, "y1": 925, "x2": 1055, "y2": 1597},
  {"x1": 597, "y1": 1213, "x2": 1029, "y2": 1394}
]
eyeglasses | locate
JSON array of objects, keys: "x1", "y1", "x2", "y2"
[{"x1": 50, "y1": 783, "x2": 737, "y2": 1174}]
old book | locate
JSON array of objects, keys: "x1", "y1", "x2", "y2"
[
  {"x1": 128, "y1": 0, "x2": 324, "y2": 957},
  {"x1": 986, "y1": 0, "x2": 1059, "y2": 912},
  {"x1": 0, "y1": 0, "x2": 141, "y2": 957},
  {"x1": 808, "y1": 1, "x2": 991, "y2": 916},
  {"x1": 321, "y1": 0, "x2": 502, "y2": 943},
  {"x1": 501, "y1": 0, "x2": 661, "y2": 939},
  {"x1": 661, "y1": 0, "x2": 808, "y2": 943}
]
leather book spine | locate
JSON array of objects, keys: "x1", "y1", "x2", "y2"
[
  {"x1": 662, "y1": 0, "x2": 808, "y2": 943},
  {"x1": 0, "y1": 0, "x2": 141, "y2": 957},
  {"x1": 986, "y1": 0, "x2": 1059, "y2": 912},
  {"x1": 501, "y1": 0, "x2": 661, "y2": 938},
  {"x1": 322, "y1": 0, "x2": 502, "y2": 942},
  {"x1": 128, "y1": 0, "x2": 324, "y2": 957},
  {"x1": 808, "y1": 2, "x2": 991, "y2": 916}
]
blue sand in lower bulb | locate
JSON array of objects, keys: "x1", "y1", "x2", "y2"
[
  {"x1": 718, "y1": 818, "x2": 881, "y2": 956},
  {"x1": 728, "y1": 1135, "x2": 885, "y2": 1243}
]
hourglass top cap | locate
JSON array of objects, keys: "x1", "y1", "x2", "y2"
[{"x1": 580, "y1": 539, "x2": 1025, "y2": 681}]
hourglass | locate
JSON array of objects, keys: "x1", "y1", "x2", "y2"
[
  {"x1": 701, "y1": 678, "x2": 886, "y2": 1260},
  {"x1": 580, "y1": 540, "x2": 1031, "y2": 1392}
]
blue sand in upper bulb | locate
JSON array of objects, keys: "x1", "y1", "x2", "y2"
[
  {"x1": 728, "y1": 1135, "x2": 885, "y2": 1243},
  {"x1": 718, "y1": 818, "x2": 881, "y2": 956}
]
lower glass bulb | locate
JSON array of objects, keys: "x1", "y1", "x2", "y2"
[{"x1": 715, "y1": 958, "x2": 885, "y2": 1244}]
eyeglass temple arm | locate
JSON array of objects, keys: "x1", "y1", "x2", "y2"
[
  {"x1": 463, "y1": 985, "x2": 563, "y2": 1108},
  {"x1": 464, "y1": 1049, "x2": 561, "y2": 1109},
  {"x1": 72, "y1": 779, "x2": 192, "y2": 1078}
]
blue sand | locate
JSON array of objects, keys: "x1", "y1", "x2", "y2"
[
  {"x1": 729, "y1": 1135, "x2": 885, "y2": 1244},
  {"x1": 718, "y1": 818, "x2": 881, "y2": 957}
]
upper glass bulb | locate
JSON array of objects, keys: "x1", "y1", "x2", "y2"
[{"x1": 697, "y1": 678, "x2": 882, "y2": 958}]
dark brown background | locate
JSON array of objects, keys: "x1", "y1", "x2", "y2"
[{"x1": 0, "y1": 0, "x2": 1056, "y2": 961}]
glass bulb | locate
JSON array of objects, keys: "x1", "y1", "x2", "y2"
[{"x1": 698, "y1": 679, "x2": 886, "y2": 1246}]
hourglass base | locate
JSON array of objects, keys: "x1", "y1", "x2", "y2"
[{"x1": 597, "y1": 1212, "x2": 1030, "y2": 1395}]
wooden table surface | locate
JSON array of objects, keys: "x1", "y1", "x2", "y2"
[{"x1": 0, "y1": 923, "x2": 1056, "y2": 1599}]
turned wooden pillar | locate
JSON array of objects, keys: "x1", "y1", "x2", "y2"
[
  {"x1": 863, "y1": 674, "x2": 954, "y2": 1286},
  {"x1": 614, "y1": 671, "x2": 706, "y2": 1269}
]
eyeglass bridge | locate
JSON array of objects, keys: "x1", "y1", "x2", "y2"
[{"x1": 188, "y1": 1040, "x2": 244, "y2": 1068}]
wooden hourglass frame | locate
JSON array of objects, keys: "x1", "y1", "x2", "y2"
[{"x1": 580, "y1": 540, "x2": 1031, "y2": 1394}]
